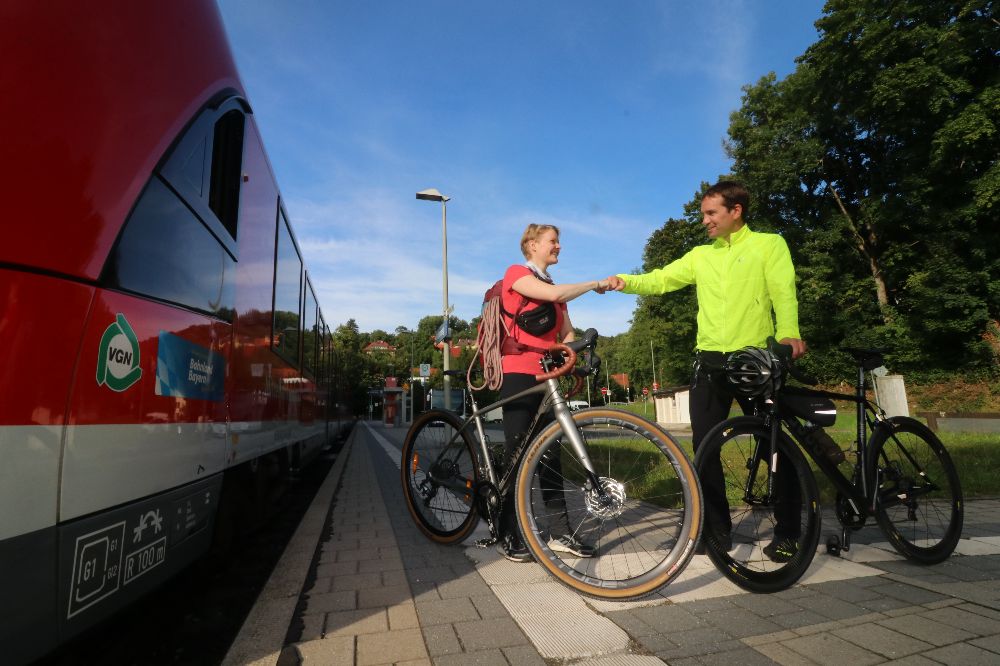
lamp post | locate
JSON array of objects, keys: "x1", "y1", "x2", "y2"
[{"x1": 416, "y1": 188, "x2": 452, "y2": 411}]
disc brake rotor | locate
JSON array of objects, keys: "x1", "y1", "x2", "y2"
[{"x1": 585, "y1": 477, "x2": 627, "y2": 519}]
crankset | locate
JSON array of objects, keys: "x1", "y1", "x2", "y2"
[
  {"x1": 834, "y1": 491, "x2": 866, "y2": 529},
  {"x1": 471, "y1": 480, "x2": 502, "y2": 544}
]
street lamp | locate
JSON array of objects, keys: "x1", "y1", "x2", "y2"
[{"x1": 416, "y1": 188, "x2": 452, "y2": 411}]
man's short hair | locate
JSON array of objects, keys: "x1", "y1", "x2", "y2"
[{"x1": 704, "y1": 180, "x2": 750, "y2": 217}]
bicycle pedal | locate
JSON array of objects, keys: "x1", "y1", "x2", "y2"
[{"x1": 474, "y1": 537, "x2": 498, "y2": 549}]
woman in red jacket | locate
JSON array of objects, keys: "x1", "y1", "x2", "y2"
[{"x1": 497, "y1": 223, "x2": 607, "y2": 562}]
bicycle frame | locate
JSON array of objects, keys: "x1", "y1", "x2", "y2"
[
  {"x1": 743, "y1": 363, "x2": 893, "y2": 528},
  {"x1": 426, "y1": 374, "x2": 603, "y2": 536}
]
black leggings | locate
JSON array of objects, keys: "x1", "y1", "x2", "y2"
[
  {"x1": 691, "y1": 365, "x2": 802, "y2": 539},
  {"x1": 499, "y1": 373, "x2": 569, "y2": 542}
]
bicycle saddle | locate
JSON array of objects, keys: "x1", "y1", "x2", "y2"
[{"x1": 840, "y1": 347, "x2": 887, "y2": 371}]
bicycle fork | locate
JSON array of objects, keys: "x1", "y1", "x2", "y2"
[
  {"x1": 547, "y1": 388, "x2": 618, "y2": 515},
  {"x1": 742, "y1": 405, "x2": 781, "y2": 507}
]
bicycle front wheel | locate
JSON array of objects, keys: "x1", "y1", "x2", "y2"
[
  {"x1": 870, "y1": 417, "x2": 963, "y2": 564},
  {"x1": 516, "y1": 408, "x2": 702, "y2": 600},
  {"x1": 694, "y1": 417, "x2": 821, "y2": 593},
  {"x1": 401, "y1": 410, "x2": 480, "y2": 544}
]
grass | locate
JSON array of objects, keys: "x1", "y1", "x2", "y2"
[
  {"x1": 817, "y1": 411, "x2": 999, "y2": 500},
  {"x1": 600, "y1": 401, "x2": 658, "y2": 420},
  {"x1": 599, "y1": 400, "x2": 998, "y2": 498},
  {"x1": 557, "y1": 436, "x2": 687, "y2": 509}
]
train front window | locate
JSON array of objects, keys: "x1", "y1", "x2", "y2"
[
  {"x1": 158, "y1": 97, "x2": 245, "y2": 260},
  {"x1": 99, "y1": 98, "x2": 254, "y2": 318},
  {"x1": 209, "y1": 110, "x2": 244, "y2": 241},
  {"x1": 101, "y1": 178, "x2": 236, "y2": 320}
]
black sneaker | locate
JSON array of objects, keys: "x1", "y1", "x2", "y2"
[
  {"x1": 763, "y1": 536, "x2": 799, "y2": 563},
  {"x1": 548, "y1": 535, "x2": 595, "y2": 558},
  {"x1": 497, "y1": 535, "x2": 533, "y2": 563}
]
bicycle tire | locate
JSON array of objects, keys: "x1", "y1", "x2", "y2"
[
  {"x1": 515, "y1": 408, "x2": 702, "y2": 600},
  {"x1": 401, "y1": 410, "x2": 480, "y2": 544},
  {"x1": 870, "y1": 416, "x2": 963, "y2": 564},
  {"x1": 694, "y1": 416, "x2": 821, "y2": 593}
]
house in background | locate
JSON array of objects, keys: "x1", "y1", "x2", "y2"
[{"x1": 363, "y1": 340, "x2": 397, "y2": 355}]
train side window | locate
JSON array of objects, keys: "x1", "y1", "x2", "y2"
[
  {"x1": 209, "y1": 110, "x2": 244, "y2": 240},
  {"x1": 272, "y1": 209, "x2": 302, "y2": 366},
  {"x1": 303, "y1": 278, "x2": 318, "y2": 377},
  {"x1": 101, "y1": 178, "x2": 236, "y2": 320},
  {"x1": 316, "y1": 312, "x2": 327, "y2": 388},
  {"x1": 328, "y1": 324, "x2": 335, "y2": 375}
]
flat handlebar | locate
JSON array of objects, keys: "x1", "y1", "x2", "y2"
[{"x1": 767, "y1": 337, "x2": 819, "y2": 386}]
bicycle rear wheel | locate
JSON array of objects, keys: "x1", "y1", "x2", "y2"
[
  {"x1": 870, "y1": 417, "x2": 963, "y2": 564},
  {"x1": 694, "y1": 417, "x2": 821, "y2": 593},
  {"x1": 515, "y1": 408, "x2": 702, "y2": 600},
  {"x1": 401, "y1": 410, "x2": 480, "y2": 544}
]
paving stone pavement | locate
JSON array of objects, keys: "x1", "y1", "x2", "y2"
[{"x1": 230, "y1": 421, "x2": 1000, "y2": 665}]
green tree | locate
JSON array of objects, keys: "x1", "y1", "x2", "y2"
[
  {"x1": 368, "y1": 329, "x2": 394, "y2": 346},
  {"x1": 726, "y1": 0, "x2": 999, "y2": 373},
  {"x1": 332, "y1": 319, "x2": 368, "y2": 415}
]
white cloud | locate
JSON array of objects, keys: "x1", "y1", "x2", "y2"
[{"x1": 284, "y1": 184, "x2": 651, "y2": 334}]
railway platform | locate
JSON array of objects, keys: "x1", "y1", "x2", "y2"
[{"x1": 225, "y1": 421, "x2": 1000, "y2": 665}]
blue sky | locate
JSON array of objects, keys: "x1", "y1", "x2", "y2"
[{"x1": 217, "y1": 0, "x2": 826, "y2": 336}]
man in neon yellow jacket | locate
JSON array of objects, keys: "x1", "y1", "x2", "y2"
[{"x1": 604, "y1": 180, "x2": 807, "y2": 562}]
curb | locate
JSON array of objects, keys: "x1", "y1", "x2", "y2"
[{"x1": 223, "y1": 427, "x2": 359, "y2": 666}]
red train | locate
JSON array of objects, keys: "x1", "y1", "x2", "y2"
[{"x1": 0, "y1": 2, "x2": 345, "y2": 662}]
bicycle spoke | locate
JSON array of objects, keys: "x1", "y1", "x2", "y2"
[
  {"x1": 872, "y1": 419, "x2": 961, "y2": 563},
  {"x1": 696, "y1": 420, "x2": 820, "y2": 593},
  {"x1": 517, "y1": 410, "x2": 701, "y2": 598},
  {"x1": 402, "y1": 411, "x2": 479, "y2": 543}
]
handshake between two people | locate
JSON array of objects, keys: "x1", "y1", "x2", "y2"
[
  {"x1": 595, "y1": 276, "x2": 625, "y2": 294},
  {"x1": 587, "y1": 276, "x2": 806, "y2": 359}
]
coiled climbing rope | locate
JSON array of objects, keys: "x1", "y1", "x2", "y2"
[{"x1": 468, "y1": 296, "x2": 509, "y2": 392}]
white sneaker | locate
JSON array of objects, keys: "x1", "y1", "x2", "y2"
[{"x1": 548, "y1": 535, "x2": 595, "y2": 557}]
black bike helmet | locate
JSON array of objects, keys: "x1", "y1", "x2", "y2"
[{"x1": 724, "y1": 347, "x2": 784, "y2": 398}]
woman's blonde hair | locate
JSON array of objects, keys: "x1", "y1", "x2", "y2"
[{"x1": 520, "y1": 223, "x2": 560, "y2": 259}]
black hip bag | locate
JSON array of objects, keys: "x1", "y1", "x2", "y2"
[{"x1": 504, "y1": 300, "x2": 557, "y2": 336}]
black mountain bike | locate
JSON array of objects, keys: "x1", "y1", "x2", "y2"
[
  {"x1": 401, "y1": 329, "x2": 703, "y2": 600},
  {"x1": 695, "y1": 339, "x2": 963, "y2": 593}
]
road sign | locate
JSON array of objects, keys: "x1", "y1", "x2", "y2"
[
  {"x1": 434, "y1": 320, "x2": 451, "y2": 343},
  {"x1": 653, "y1": 382, "x2": 659, "y2": 391},
  {"x1": 419, "y1": 363, "x2": 431, "y2": 377},
  {"x1": 600, "y1": 387, "x2": 608, "y2": 395},
  {"x1": 642, "y1": 387, "x2": 649, "y2": 396}
]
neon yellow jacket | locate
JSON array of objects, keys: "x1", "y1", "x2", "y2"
[{"x1": 619, "y1": 225, "x2": 801, "y2": 352}]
